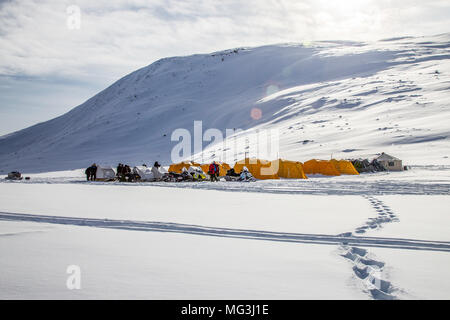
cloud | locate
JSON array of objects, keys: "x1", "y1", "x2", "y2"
[
  {"x1": 1, "y1": 0, "x2": 449, "y2": 81},
  {"x1": 0, "y1": 0, "x2": 448, "y2": 135}
]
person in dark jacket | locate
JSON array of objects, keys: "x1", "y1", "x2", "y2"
[
  {"x1": 85, "y1": 164, "x2": 98, "y2": 181},
  {"x1": 85, "y1": 167, "x2": 91, "y2": 181},
  {"x1": 91, "y1": 163, "x2": 97, "y2": 181},
  {"x1": 123, "y1": 165, "x2": 133, "y2": 182},
  {"x1": 117, "y1": 163, "x2": 123, "y2": 177}
]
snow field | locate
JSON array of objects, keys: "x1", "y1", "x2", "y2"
[{"x1": 0, "y1": 183, "x2": 449, "y2": 299}]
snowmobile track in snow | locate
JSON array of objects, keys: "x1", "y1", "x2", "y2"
[{"x1": 1, "y1": 211, "x2": 450, "y2": 253}]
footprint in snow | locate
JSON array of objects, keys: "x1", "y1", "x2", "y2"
[{"x1": 340, "y1": 246, "x2": 396, "y2": 300}]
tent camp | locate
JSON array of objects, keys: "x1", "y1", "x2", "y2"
[
  {"x1": 330, "y1": 159, "x2": 359, "y2": 175},
  {"x1": 271, "y1": 159, "x2": 308, "y2": 179},
  {"x1": 200, "y1": 162, "x2": 232, "y2": 177},
  {"x1": 234, "y1": 158, "x2": 279, "y2": 180},
  {"x1": 303, "y1": 160, "x2": 341, "y2": 176},
  {"x1": 96, "y1": 166, "x2": 116, "y2": 181}
]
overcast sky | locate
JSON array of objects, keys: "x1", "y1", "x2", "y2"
[{"x1": 0, "y1": 0, "x2": 449, "y2": 135}]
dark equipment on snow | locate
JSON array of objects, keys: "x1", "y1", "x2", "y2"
[
  {"x1": 226, "y1": 168, "x2": 240, "y2": 177},
  {"x1": 125, "y1": 172, "x2": 141, "y2": 182},
  {"x1": 5, "y1": 171, "x2": 23, "y2": 180},
  {"x1": 351, "y1": 159, "x2": 386, "y2": 173},
  {"x1": 224, "y1": 168, "x2": 241, "y2": 181},
  {"x1": 166, "y1": 171, "x2": 192, "y2": 182}
]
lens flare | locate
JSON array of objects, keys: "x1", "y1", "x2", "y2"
[{"x1": 251, "y1": 107, "x2": 262, "y2": 120}]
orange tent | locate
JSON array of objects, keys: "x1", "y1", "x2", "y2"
[
  {"x1": 272, "y1": 159, "x2": 308, "y2": 179},
  {"x1": 303, "y1": 159, "x2": 341, "y2": 176},
  {"x1": 330, "y1": 159, "x2": 359, "y2": 175},
  {"x1": 168, "y1": 161, "x2": 195, "y2": 173},
  {"x1": 234, "y1": 158, "x2": 279, "y2": 180}
]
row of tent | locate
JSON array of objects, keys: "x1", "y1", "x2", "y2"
[{"x1": 169, "y1": 158, "x2": 359, "y2": 180}]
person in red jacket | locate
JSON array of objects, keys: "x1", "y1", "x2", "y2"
[{"x1": 209, "y1": 161, "x2": 219, "y2": 182}]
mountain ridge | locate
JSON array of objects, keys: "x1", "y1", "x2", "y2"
[{"x1": 1, "y1": 34, "x2": 449, "y2": 173}]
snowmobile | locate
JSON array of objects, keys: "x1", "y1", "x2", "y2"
[
  {"x1": 188, "y1": 166, "x2": 207, "y2": 181},
  {"x1": 237, "y1": 167, "x2": 256, "y2": 182},
  {"x1": 224, "y1": 167, "x2": 256, "y2": 182},
  {"x1": 166, "y1": 168, "x2": 194, "y2": 182},
  {"x1": 224, "y1": 168, "x2": 241, "y2": 181},
  {"x1": 351, "y1": 159, "x2": 386, "y2": 173},
  {"x1": 125, "y1": 172, "x2": 141, "y2": 182},
  {"x1": 5, "y1": 171, "x2": 23, "y2": 181},
  {"x1": 164, "y1": 171, "x2": 188, "y2": 182}
]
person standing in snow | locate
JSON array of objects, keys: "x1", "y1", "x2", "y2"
[
  {"x1": 116, "y1": 163, "x2": 123, "y2": 178},
  {"x1": 214, "y1": 162, "x2": 220, "y2": 180},
  {"x1": 85, "y1": 166, "x2": 91, "y2": 181},
  {"x1": 85, "y1": 163, "x2": 97, "y2": 181},
  {"x1": 209, "y1": 161, "x2": 219, "y2": 182},
  {"x1": 91, "y1": 163, "x2": 97, "y2": 181}
]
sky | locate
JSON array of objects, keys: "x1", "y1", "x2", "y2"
[{"x1": 0, "y1": 0, "x2": 449, "y2": 136}]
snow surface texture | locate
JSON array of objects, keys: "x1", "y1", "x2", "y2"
[
  {"x1": 0, "y1": 183, "x2": 449, "y2": 299},
  {"x1": 1, "y1": 34, "x2": 450, "y2": 173}
]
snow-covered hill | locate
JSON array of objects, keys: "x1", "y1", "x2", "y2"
[{"x1": 1, "y1": 34, "x2": 449, "y2": 173}]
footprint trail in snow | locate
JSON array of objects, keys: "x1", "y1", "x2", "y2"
[
  {"x1": 340, "y1": 196, "x2": 400, "y2": 300},
  {"x1": 355, "y1": 196, "x2": 399, "y2": 234}
]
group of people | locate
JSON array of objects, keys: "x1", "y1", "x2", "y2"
[
  {"x1": 116, "y1": 163, "x2": 132, "y2": 177},
  {"x1": 118, "y1": 161, "x2": 164, "y2": 182},
  {"x1": 116, "y1": 163, "x2": 135, "y2": 181},
  {"x1": 85, "y1": 161, "x2": 254, "y2": 183}
]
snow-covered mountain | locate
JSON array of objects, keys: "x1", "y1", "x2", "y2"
[{"x1": 1, "y1": 34, "x2": 449, "y2": 173}]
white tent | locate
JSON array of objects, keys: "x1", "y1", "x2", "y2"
[
  {"x1": 133, "y1": 166, "x2": 154, "y2": 181},
  {"x1": 96, "y1": 166, "x2": 116, "y2": 181},
  {"x1": 160, "y1": 166, "x2": 168, "y2": 174}
]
